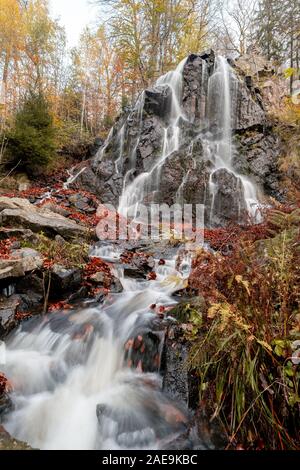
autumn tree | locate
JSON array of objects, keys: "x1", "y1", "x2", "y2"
[
  {"x1": 281, "y1": 0, "x2": 300, "y2": 92},
  {"x1": 94, "y1": 0, "x2": 216, "y2": 98},
  {"x1": 218, "y1": 0, "x2": 257, "y2": 56},
  {"x1": 0, "y1": 0, "x2": 68, "y2": 131},
  {"x1": 62, "y1": 25, "x2": 122, "y2": 139},
  {"x1": 0, "y1": 0, "x2": 26, "y2": 128},
  {"x1": 254, "y1": 0, "x2": 299, "y2": 91}
]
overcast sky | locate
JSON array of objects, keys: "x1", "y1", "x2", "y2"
[{"x1": 50, "y1": 0, "x2": 100, "y2": 48}]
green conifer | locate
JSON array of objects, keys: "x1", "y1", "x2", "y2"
[{"x1": 7, "y1": 92, "x2": 56, "y2": 176}]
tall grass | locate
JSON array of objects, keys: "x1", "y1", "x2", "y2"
[{"x1": 188, "y1": 209, "x2": 300, "y2": 449}]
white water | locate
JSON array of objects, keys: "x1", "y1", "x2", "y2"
[
  {"x1": 118, "y1": 59, "x2": 187, "y2": 218},
  {"x1": 63, "y1": 166, "x2": 87, "y2": 190},
  {"x1": 3, "y1": 248, "x2": 194, "y2": 450},
  {"x1": 94, "y1": 127, "x2": 114, "y2": 167},
  {"x1": 38, "y1": 165, "x2": 88, "y2": 204},
  {"x1": 2, "y1": 55, "x2": 263, "y2": 451},
  {"x1": 206, "y1": 56, "x2": 260, "y2": 223},
  {"x1": 115, "y1": 124, "x2": 126, "y2": 174},
  {"x1": 116, "y1": 55, "x2": 260, "y2": 225}
]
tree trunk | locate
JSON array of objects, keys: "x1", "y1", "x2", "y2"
[
  {"x1": 290, "y1": 21, "x2": 294, "y2": 95},
  {"x1": 80, "y1": 81, "x2": 87, "y2": 138},
  {"x1": 0, "y1": 51, "x2": 11, "y2": 131}
]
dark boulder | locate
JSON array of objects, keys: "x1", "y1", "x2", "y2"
[
  {"x1": 0, "y1": 295, "x2": 19, "y2": 338},
  {"x1": 50, "y1": 264, "x2": 82, "y2": 299},
  {"x1": 144, "y1": 85, "x2": 172, "y2": 120},
  {"x1": 210, "y1": 168, "x2": 247, "y2": 226},
  {"x1": 161, "y1": 323, "x2": 199, "y2": 410}
]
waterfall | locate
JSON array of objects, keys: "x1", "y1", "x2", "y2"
[
  {"x1": 116, "y1": 55, "x2": 260, "y2": 226},
  {"x1": 156, "y1": 58, "x2": 186, "y2": 160},
  {"x1": 206, "y1": 56, "x2": 260, "y2": 225},
  {"x1": 118, "y1": 59, "x2": 187, "y2": 219},
  {"x1": 115, "y1": 124, "x2": 126, "y2": 174},
  {"x1": 1, "y1": 54, "x2": 264, "y2": 451},
  {"x1": 63, "y1": 166, "x2": 87, "y2": 190},
  {"x1": 94, "y1": 127, "x2": 114, "y2": 166}
]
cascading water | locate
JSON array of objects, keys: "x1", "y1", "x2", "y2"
[
  {"x1": 206, "y1": 56, "x2": 260, "y2": 224},
  {"x1": 63, "y1": 166, "x2": 88, "y2": 190},
  {"x1": 115, "y1": 124, "x2": 126, "y2": 175},
  {"x1": 115, "y1": 55, "x2": 260, "y2": 225},
  {"x1": 94, "y1": 127, "x2": 114, "y2": 167},
  {"x1": 2, "y1": 248, "x2": 196, "y2": 450},
  {"x1": 118, "y1": 59, "x2": 187, "y2": 218}
]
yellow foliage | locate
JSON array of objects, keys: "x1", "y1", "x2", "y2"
[{"x1": 234, "y1": 275, "x2": 251, "y2": 296}]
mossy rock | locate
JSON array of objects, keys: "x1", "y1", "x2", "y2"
[
  {"x1": 0, "y1": 426, "x2": 34, "y2": 450},
  {"x1": 169, "y1": 296, "x2": 207, "y2": 323}
]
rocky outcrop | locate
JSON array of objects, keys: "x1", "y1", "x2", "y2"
[
  {"x1": 0, "y1": 248, "x2": 43, "y2": 281},
  {"x1": 0, "y1": 296, "x2": 19, "y2": 337},
  {"x1": 74, "y1": 50, "x2": 281, "y2": 226},
  {"x1": 0, "y1": 197, "x2": 88, "y2": 240},
  {"x1": 0, "y1": 426, "x2": 33, "y2": 450},
  {"x1": 0, "y1": 248, "x2": 43, "y2": 280},
  {"x1": 234, "y1": 130, "x2": 282, "y2": 199},
  {"x1": 210, "y1": 168, "x2": 248, "y2": 226},
  {"x1": 0, "y1": 227, "x2": 36, "y2": 241}
]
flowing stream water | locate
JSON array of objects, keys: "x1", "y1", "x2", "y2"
[{"x1": 2, "y1": 246, "x2": 195, "y2": 450}]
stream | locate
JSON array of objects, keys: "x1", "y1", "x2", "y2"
[{"x1": 2, "y1": 244, "x2": 197, "y2": 450}]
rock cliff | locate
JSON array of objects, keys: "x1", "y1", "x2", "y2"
[{"x1": 75, "y1": 50, "x2": 282, "y2": 226}]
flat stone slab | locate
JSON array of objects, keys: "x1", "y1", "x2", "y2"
[
  {"x1": 0, "y1": 197, "x2": 88, "y2": 240},
  {"x1": 0, "y1": 248, "x2": 43, "y2": 281}
]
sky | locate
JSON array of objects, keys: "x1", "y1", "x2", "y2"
[{"x1": 49, "y1": 0, "x2": 100, "y2": 48}]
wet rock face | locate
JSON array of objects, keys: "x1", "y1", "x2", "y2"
[
  {"x1": 144, "y1": 85, "x2": 172, "y2": 120},
  {"x1": 233, "y1": 79, "x2": 266, "y2": 130},
  {"x1": 210, "y1": 168, "x2": 247, "y2": 226},
  {"x1": 158, "y1": 147, "x2": 211, "y2": 207},
  {"x1": 182, "y1": 52, "x2": 214, "y2": 124},
  {"x1": 75, "y1": 50, "x2": 281, "y2": 225},
  {"x1": 234, "y1": 130, "x2": 283, "y2": 199}
]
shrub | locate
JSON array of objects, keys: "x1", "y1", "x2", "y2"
[{"x1": 6, "y1": 92, "x2": 56, "y2": 176}]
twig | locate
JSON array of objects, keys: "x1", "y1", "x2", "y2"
[
  {"x1": 0, "y1": 160, "x2": 22, "y2": 184},
  {"x1": 43, "y1": 272, "x2": 51, "y2": 314}
]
